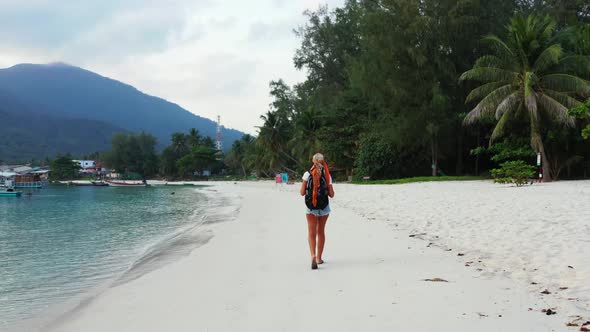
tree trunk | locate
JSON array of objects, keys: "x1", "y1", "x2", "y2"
[
  {"x1": 431, "y1": 136, "x2": 438, "y2": 177},
  {"x1": 241, "y1": 163, "x2": 247, "y2": 177},
  {"x1": 475, "y1": 129, "x2": 480, "y2": 176},
  {"x1": 455, "y1": 124, "x2": 464, "y2": 175},
  {"x1": 541, "y1": 147, "x2": 552, "y2": 182},
  {"x1": 530, "y1": 124, "x2": 552, "y2": 182}
]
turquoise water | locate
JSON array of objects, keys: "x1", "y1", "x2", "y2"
[{"x1": 0, "y1": 185, "x2": 208, "y2": 329}]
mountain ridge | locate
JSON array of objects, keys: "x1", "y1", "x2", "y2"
[{"x1": 0, "y1": 63, "x2": 244, "y2": 161}]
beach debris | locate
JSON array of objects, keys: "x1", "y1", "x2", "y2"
[
  {"x1": 568, "y1": 265, "x2": 575, "y2": 269},
  {"x1": 567, "y1": 322, "x2": 580, "y2": 327},
  {"x1": 409, "y1": 233, "x2": 426, "y2": 238},
  {"x1": 541, "y1": 289, "x2": 551, "y2": 295},
  {"x1": 457, "y1": 253, "x2": 465, "y2": 256},
  {"x1": 423, "y1": 278, "x2": 448, "y2": 282},
  {"x1": 531, "y1": 282, "x2": 538, "y2": 285},
  {"x1": 477, "y1": 312, "x2": 488, "y2": 317},
  {"x1": 559, "y1": 287, "x2": 568, "y2": 290},
  {"x1": 541, "y1": 308, "x2": 557, "y2": 315},
  {"x1": 465, "y1": 261, "x2": 474, "y2": 266},
  {"x1": 427, "y1": 242, "x2": 433, "y2": 247},
  {"x1": 581, "y1": 327, "x2": 590, "y2": 332},
  {"x1": 498, "y1": 315, "x2": 502, "y2": 317},
  {"x1": 583, "y1": 321, "x2": 590, "y2": 326}
]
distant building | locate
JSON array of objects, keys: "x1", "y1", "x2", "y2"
[
  {"x1": 73, "y1": 160, "x2": 105, "y2": 175},
  {"x1": 0, "y1": 165, "x2": 49, "y2": 188},
  {"x1": 74, "y1": 160, "x2": 96, "y2": 169}
]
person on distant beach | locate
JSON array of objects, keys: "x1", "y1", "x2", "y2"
[{"x1": 300, "y1": 153, "x2": 335, "y2": 270}]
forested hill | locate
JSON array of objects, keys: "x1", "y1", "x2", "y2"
[
  {"x1": 0, "y1": 63, "x2": 244, "y2": 161},
  {"x1": 0, "y1": 92, "x2": 124, "y2": 162}
]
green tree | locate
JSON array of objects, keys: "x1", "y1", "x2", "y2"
[
  {"x1": 461, "y1": 14, "x2": 590, "y2": 181},
  {"x1": 225, "y1": 134, "x2": 256, "y2": 176},
  {"x1": 49, "y1": 154, "x2": 80, "y2": 180},
  {"x1": 109, "y1": 132, "x2": 159, "y2": 178}
]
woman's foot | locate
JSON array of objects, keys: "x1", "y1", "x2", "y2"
[
  {"x1": 316, "y1": 258, "x2": 324, "y2": 264},
  {"x1": 311, "y1": 257, "x2": 318, "y2": 270}
]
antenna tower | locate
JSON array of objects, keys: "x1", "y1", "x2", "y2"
[{"x1": 216, "y1": 115, "x2": 222, "y2": 151}]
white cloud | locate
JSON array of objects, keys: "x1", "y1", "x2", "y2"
[{"x1": 0, "y1": 0, "x2": 345, "y2": 135}]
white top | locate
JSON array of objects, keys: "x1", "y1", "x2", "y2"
[{"x1": 302, "y1": 171, "x2": 332, "y2": 184}]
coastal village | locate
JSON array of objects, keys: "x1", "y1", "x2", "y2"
[{"x1": 0, "y1": 160, "x2": 107, "y2": 187}]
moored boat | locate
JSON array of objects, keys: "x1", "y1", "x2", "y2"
[
  {"x1": 91, "y1": 181, "x2": 109, "y2": 187},
  {"x1": 0, "y1": 188, "x2": 22, "y2": 197},
  {"x1": 104, "y1": 180, "x2": 148, "y2": 187}
]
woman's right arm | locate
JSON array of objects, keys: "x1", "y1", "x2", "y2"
[{"x1": 300, "y1": 181, "x2": 307, "y2": 196}]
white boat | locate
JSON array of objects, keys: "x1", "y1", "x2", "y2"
[{"x1": 104, "y1": 180, "x2": 148, "y2": 187}]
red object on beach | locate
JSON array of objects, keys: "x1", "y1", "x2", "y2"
[{"x1": 275, "y1": 174, "x2": 282, "y2": 184}]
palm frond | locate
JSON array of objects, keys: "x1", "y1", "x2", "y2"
[
  {"x1": 540, "y1": 16, "x2": 557, "y2": 42},
  {"x1": 465, "y1": 81, "x2": 510, "y2": 104},
  {"x1": 542, "y1": 74, "x2": 590, "y2": 96},
  {"x1": 495, "y1": 92, "x2": 521, "y2": 119},
  {"x1": 490, "y1": 110, "x2": 511, "y2": 142},
  {"x1": 554, "y1": 55, "x2": 590, "y2": 78},
  {"x1": 464, "y1": 85, "x2": 514, "y2": 125},
  {"x1": 536, "y1": 93, "x2": 575, "y2": 126},
  {"x1": 481, "y1": 35, "x2": 517, "y2": 64},
  {"x1": 459, "y1": 67, "x2": 519, "y2": 83},
  {"x1": 543, "y1": 89, "x2": 583, "y2": 109},
  {"x1": 473, "y1": 55, "x2": 511, "y2": 70},
  {"x1": 533, "y1": 44, "x2": 562, "y2": 73}
]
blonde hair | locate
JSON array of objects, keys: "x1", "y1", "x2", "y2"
[{"x1": 312, "y1": 153, "x2": 324, "y2": 163}]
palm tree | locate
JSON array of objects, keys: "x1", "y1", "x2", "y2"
[
  {"x1": 460, "y1": 14, "x2": 590, "y2": 181},
  {"x1": 290, "y1": 107, "x2": 322, "y2": 164},
  {"x1": 256, "y1": 111, "x2": 298, "y2": 172},
  {"x1": 188, "y1": 128, "x2": 201, "y2": 149},
  {"x1": 171, "y1": 132, "x2": 188, "y2": 155}
]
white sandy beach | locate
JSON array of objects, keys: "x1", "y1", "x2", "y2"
[{"x1": 39, "y1": 180, "x2": 589, "y2": 332}]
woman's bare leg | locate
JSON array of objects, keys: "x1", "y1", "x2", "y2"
[
  {"x1": 316, "y1": 214, "x2": 329, "y2": 263},
  {"x1": 306, "y1": 214, "x2": 318, "y2": 262}
]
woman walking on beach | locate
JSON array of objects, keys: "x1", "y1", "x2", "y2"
[{"x1": 300, "y1": 153, "x2": 334, "y2": 270}]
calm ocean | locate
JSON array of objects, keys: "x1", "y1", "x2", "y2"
[{"x1": 0, "y1": 184, "x2": 210, "y2": 329}]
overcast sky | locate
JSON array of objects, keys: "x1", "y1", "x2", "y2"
[{"x1": 0, "y1": 0, "x2": 344, "y2": 134}]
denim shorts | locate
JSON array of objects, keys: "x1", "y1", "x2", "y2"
[{"x1": 306, "y1": 204, "x2": 331, "y2": 216}]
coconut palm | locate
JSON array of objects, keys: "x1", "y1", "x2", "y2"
[
  {"x1": 256, "y1": 111, "x2": 298, "y2": 173},
  {"x1": 460, "y1": 14, "x2": 590, "y2": 181},
  {"x1": 290, "y1": 107, "x2": 322, "y2": 164},
  {"x1": 187, "y1": 128, "x2": 201, "y2": 149}
]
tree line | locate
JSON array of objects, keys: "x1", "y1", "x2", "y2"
[
  {"x1": 225, "y1": 0, "x2": 590, "y2": 181},
  {"x1": 49, "y1": 129, "x2": 221, "y2": 180}
]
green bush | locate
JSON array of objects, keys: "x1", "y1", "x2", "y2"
[{"x1": 491, "y1": 160, "x2": 536, "y2": 186}]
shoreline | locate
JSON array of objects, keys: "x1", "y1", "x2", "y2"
[
  {"x1": 42, "y1": 180, "x2": 587, "y2": 331},
  {"x1": 5, "y1": 185, "x2": 240, "y2": 332}
]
